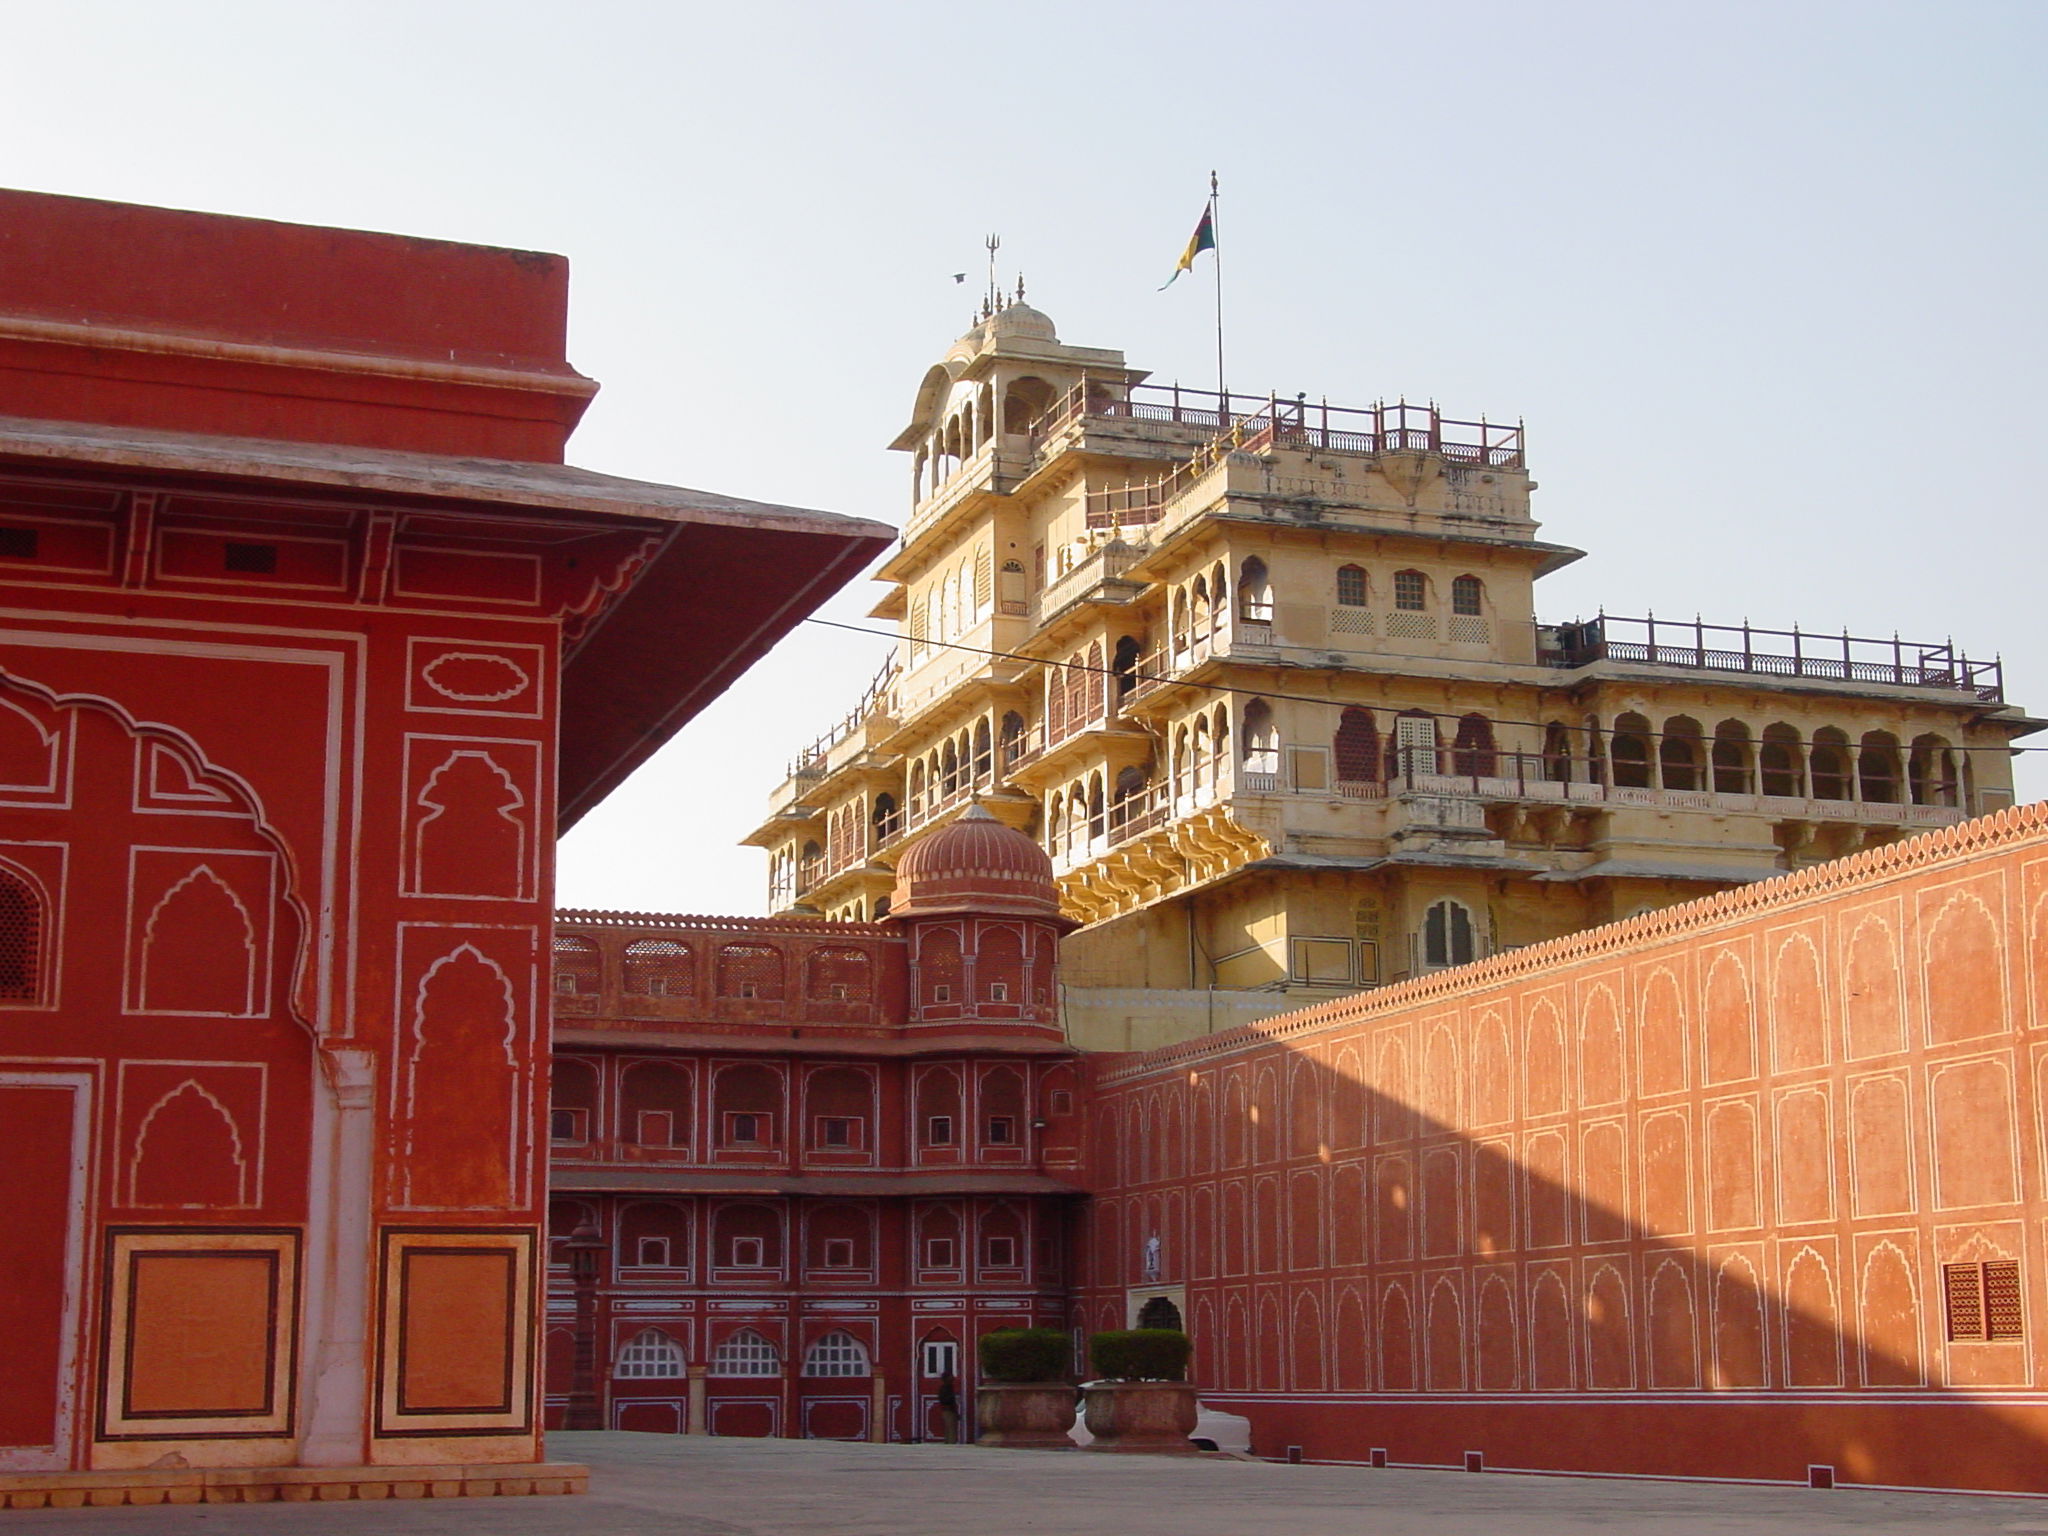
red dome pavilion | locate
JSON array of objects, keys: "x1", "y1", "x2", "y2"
[{"x1": 890, "y1": 802, "x2": 1070, "y2": 924}]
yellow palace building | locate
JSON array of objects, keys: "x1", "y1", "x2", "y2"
[{"x1": 746, "y1": 295, "x2": 2036, "y2": 1046}]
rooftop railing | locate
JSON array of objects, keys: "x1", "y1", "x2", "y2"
[{"x1": 1542, "y1": 614, "x2": 2004, "y2": 703}]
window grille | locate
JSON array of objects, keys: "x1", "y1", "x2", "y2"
[
  {"x1": 806, "y1": 947, "x2": 873, "y2": 1003},
  {"x1": 1386, "y1": 611, "x2": 1436, "y2": 640},
  {"x1": 552, "y1": 934, "x2": 599, "y2": 998},
  {"x1": 1946, "y1": 1261, "x2": 2024, "y2": 1341},
  {"x1": 1335, "y1": 565, "x2": 1368, "y2": 607},
  {"x1": 717, "y1": 942, "x2": 785, "y2": 1000},
  {"x1": 711, "y1": 1329, "x2": 780, "y2": 1377},
  {"x1": 1451, "y1": 575, "x2": 1484, "y2": 616},
  {"x1": 615, "y1": 1328, "x2": 685, "y2": 1379},
  {"x1": 1393, "y1": 570, "x2": 1427, "y2": 611},
  {"x1": 803, "y1": 1330, "x2": 871, "y2": 1378},
  {"x1": 0, "y1": 872, "x2": 40, "y2": 1001},
  {"x1": 623, "y1": 938, "x2": 694, "y2": 998}
]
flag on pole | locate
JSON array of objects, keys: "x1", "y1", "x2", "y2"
[{"x1": 1159, "y1": 205, "x2": 1216, "y2": 289}]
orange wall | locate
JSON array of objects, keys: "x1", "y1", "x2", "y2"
[{"x1": 1080, "y1": 803, "x2": 2048, "y2": 1494}]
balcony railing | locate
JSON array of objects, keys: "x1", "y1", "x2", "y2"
[{"x1": 1542, "y1": 614, "x2": 2004, "y2": 703}]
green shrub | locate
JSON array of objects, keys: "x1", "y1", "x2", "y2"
[
  {"x1": 1088, "y1": 1329, "x2": 1191, "y2": 1382},
  {"x1": 977, "y1": 1328, "x2": 1072, "y2": 1383}
]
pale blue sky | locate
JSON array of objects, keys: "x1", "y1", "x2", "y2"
[{"x1": 4, "y1": 0, "x2": 2042, "y2": 915}]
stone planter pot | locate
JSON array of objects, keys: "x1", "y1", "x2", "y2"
[
  {"x1": 1080, "y1": 1380, "x2": 1200, "y2": 1454},
  {"x1": 975, "y1": 1382, "x2": 1078, "y2": 1449}
]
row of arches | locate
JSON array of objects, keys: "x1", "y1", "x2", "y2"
[
  {"x1": 910, "y1": 373, "x2": 1059, "y2": 503},
  {"x1": 552, "y1": 936, "x2": 875, "y2": 1006},
  {"x1": 1586, "y1": 716, "x2": 1961, "y2": 804},
  {"x1": 907, "y1": 546, "x2": 992, "y2": 660},
  {"x1": 1334, "y1": 565, "x2": 1485, "y2": 615}
]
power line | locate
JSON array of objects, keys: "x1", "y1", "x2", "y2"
[{"x1": 800, "y1": 616, "x2": 2041, "y2": 757}]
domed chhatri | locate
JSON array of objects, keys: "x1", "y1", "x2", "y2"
[
  {"x1": 891, "y1": 802, "x2": 1067, "y2": 921},
  {"x1": 987, "y1": 300, "x2": 1057, "y2": 342}
]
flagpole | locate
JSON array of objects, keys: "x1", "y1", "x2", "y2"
[{"x1": 1208, "y1": 170, "x2": 1226, "y2": 409}]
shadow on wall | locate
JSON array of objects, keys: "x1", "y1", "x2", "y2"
[{"x1": 1076, "y1": 807, "x2": 2048, "y2": 1493}]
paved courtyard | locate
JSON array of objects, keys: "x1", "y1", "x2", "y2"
[{"x1": 16, "y1": 1433, "x2": 2048, "y2": 1534}]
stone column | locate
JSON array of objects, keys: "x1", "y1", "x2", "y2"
[
  {"x1": 299, "y1": 1047, "x2": 376, "y2": 1466},
  {"x1": 869, "y1": 1373, "x2": 888, "y2": 1443},
  {"x1": 685, "y1": 1365, "x2": 707, "y2": 1435}
]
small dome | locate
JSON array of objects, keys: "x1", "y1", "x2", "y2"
[
  {"x1": 891, "y1": 802, "x2": 1061, "y2": 919},
  {"x1": 988, "y1": 302, "x2": 1057, "y2": 342}
]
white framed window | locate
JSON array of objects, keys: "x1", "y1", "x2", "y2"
[
  {"x1": 921, "y1": 1339, "x2": 959, "y2": 1378},
  {"x1": 725, "y1": 1111, "x2": 765, "y2": 1146},
  {"x1": 633, "y1": 1236, "x2": 670, "y2": 1268},
  {"x1": 933, "y1": 984, "x2": 951, "y2": 1003},
  {"x1": 636, "y1": 1109, "x2": 674, "y2": 1146},
  {"x1": 985, "y1": 1235, "x2": 1018, "y2": 1268},
  {"x1": 986, "y1": 1116, "x2": 1016, "y2": 1145},
  {"x1": 710, "y1": 1328, "x2": 780, "y2": 1378},
  {"x1": 926, "y1": 1115, "x2": 954, "y2": 1146},
  {"x1": 818, "y1": 1116, "x2": 854, "y2": 1149},
  {"x1": 803, "y1": 1330, "x2": 871, "y2": 1378},
  {"x1": 924, "y1": 1237, "x2": 957, "y2": 1268},
  {"x1": 731, "y1": 1235, "x2": 766, "y2": 1268},
  {"x1": 615, "y1": 1328, "x2": 685, "y2": 1379},
  {"x1": 1050, "y1": 1091, "x2": 1073, "y2": 1116},
  {"x1": 988, "y1": 982, "x2": 1009, "y2": 1002},
  {"x1": 550, "y1": 1107, "x2": 588, "y2": 1144},
  {"x1": 822, "y1": 1237, "x2": 855, "y2": 1268}
]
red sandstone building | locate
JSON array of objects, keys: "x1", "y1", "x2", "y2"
[
  {"x1": 545, "y1": 806, "x2": 1084, "y2": 1441},
  {"x1": 0, "y1": 190, "x2": 887, "y2": 1504}
]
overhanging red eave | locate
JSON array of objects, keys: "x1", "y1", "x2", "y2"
[
  {"x1": 557, "y1": 518, "x2": 891, "y2": 831},
  {"x1": 0, "y1": 413, "x2": 893, "y2": 832}
]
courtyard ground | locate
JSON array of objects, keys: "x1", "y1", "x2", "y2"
[{"x1": 15, "y1": 1432, "x2": 2048, "y2": 1534}]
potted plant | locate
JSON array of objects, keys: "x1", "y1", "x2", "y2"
[
  {"x1": 1081, "y1": 1329, "x2": 1199, "y2": 1454},
  {"x1": 974, "y1": 1329, "x2": 1077, "y2": 1449}
]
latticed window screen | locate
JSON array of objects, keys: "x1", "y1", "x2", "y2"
[
  {"x1": 552, "y1": 934, "x2": 599, "y2": 997},
  {"x1": 1451, "y1": 575, "x2": 1484, "y2": 616},
  {"x1": 803, "y1": 1330, "x2": 870, "y2": 1378},
  {"x1": 806, "y1": 947, "x2": 873, "y2": 1003},
  {"x1": 1393, "y1": 570, "x2": 1427, "y2": 611},
  {"x1": 717, "y1": 943, "x2": 785, "y2": 1000},
  {"x1": 623, "y1": 938, "x2": 694, "y2": 998},
  {"x1": 975, "y1": 545, "x2": 993, "y2": 612},
  {"x1": 615, "y1": 1328, "x2": 685, "y2": 1379},
  {"x1": 1335, "y1": 565, "x2": 1368, "y2": 607},
  {"x1": 0, "y1": 870, "x2": 41, "y2": 1000},
  {"x1": 1946, "y1": 1261, "x2": 2024, "y2": 1341},
  {"x1": 711, "y1": 1328, "x2": 781, "y2": 1377}
]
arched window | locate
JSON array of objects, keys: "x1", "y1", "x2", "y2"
[
  {"x1": 1112, "y1": 635, "x2": 1142, "y2": 697},
  {"x1": 1191, "y1": 575, "x2": 1211, "y2": 636},
  {"x1": 873, "y1": 792, "x2": 898, "y2": 841},
  {"x1": 1609, "y1": 713, "x2": 1653, "y2": 789},
  {"x1": 1242, "y1": 699, "x2": 1279, "y2": 775},
  {"x1": 1393, "y1": 569, "x2": 1427, "y2": 612},
  {"x1": 1909, "y1": 734, "x2": 1956, "y2": 807},
  {"x1": 999, "y1": 712, "x2": 1026, "y2": 769},
  {"x1": 1422, "y1": 899, "x2": 1477, "y2": 969},
  {"x1": 805, "y1": 947, "x2": 873, "y2": 1003},
  {"x1": 1810, "y1": 728, "x2": 1851, "y2": 801},
  {"x1": 622, "y1": 938, "x2": 693, "y2": 999},
  {"x1": 615, "y1": 1328, "x2": 685, "y2": 1379},
  {"x1": 1660, "y1": 716, "x2": 1704, "y2": 791},
  {"x1": 1451, "y1": 714, "x2": 1496, "y2": 777},
  {"x1": 1334, "y1": 707, "x2": 1379, "y2": 783},
  {"x1": 1451, "y1": 575, "x2": 1484, "y2": 616},
  {"x1": 1700, "y1": 721, "x2": 1745, "y2": 794},
  {"x1": 1238, "y1": 558, "x2": 1272, "y2": 622},
  {"x1": 972, "y1": 719, "x2": 992, "y2": 781},
  {"x1": 1170, "y1": 588, "x2": 1190, "y2": 655},
  {"x1": 1542, "y1": 722, "x2": 1573, "y2": 784},
  {"x1": 1335, "y1": 565, "x2": 1368, "y2": 607},
  {"x1": 940, "y1": 740, "x2": 959, "y2": 796},
  {"x1": 0, "y1": 867, "x2": 44, "y2": 1001},
  {"x1": 710, "y1": 1328, "x2": 781, "y2": 1377},
  {"x1": 1208, "y1": 562, "x2": 1229, "y2": 637},
  {"x1": 803, "y1": 1330, "x2": 871, "y2": 1378},
  {"x1": 1759, "y1": 723, "x2": 1804, "y2": 798},
  {"x1": 553, "y1": 934, "x2": 599, "y2": 998},
  {"x1": 1002, "y1": 376, "x2": 1055, "y2": 433},
  {"x1": 717, "y1": 943, "x2": 785, "y2": 1000},
  {"x1": 1859, "y1": 731, "x2": 1902, "y2": 804},
  {"x1": 1087, "y1": 773, "x2": 1106, "y2": 841}
]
